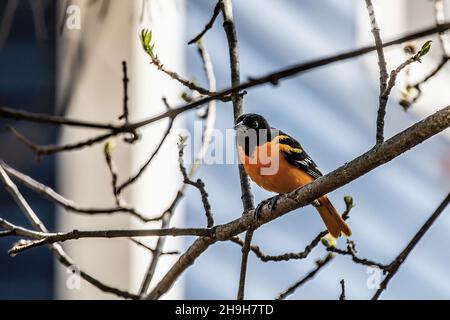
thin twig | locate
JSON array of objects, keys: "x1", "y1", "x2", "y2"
[
  {"x1": 372, "y1": 190, "x2": 450, "y2": 300},
  {"x1": 119, "y1": 61, "x2": 130, "y2": 122},
  {"x1": 0, "y1": 164, "x2": 139, "y2": 299},
  {"x1": 221, "y1": 0, "x2": 254, "y2": 212},
  {"x1": 340, "y1": 279, "x2": 346, "y2": 300},
  {"x1": 117, "y1": 116, "x2": 174, "y2": 195},
  {"x1": 188, "y1": 0, "x2": 222, "y2": 45},
  {"x1": 7, "y1": 125, "x2": 115, "y2": 158},
  {"x1": 0, "y1": 106, "x2": 120, "y2": 130},
  {"x1": 130, "y1": 238, "x2": 179, "y2": 255},
  {"x1": 141, "y1": 30, "x2": 214, "y2": 96},
  {"x1": 277, "y1": 253, "x2": 334, "y2": 300},
  {"x1": 230, "y1": 197, "x2": 353, "y2": 263},
  {"x1": 2, "y1": 23, "x2": 450, "y2": 134},
  {"x1": 328, "y1": 240, "x2": 388, "y2": 271},
  {"x1": 140, "y1": 41, "x2": 218, "y2": 297},
  {"x1": 365, "y1": 0, "x2": 389, "y2": 145},
  {"x1": 1, "y1": 161, "x2": 159, "y2": 223},
  {"x1": 9, "y1": 227, "x2": 215, "y2": 255},
  {"x1": 402, "y1": 0, "x2": 450, "y2": 109},
  {"x1": 237, "y1": 227, "x2": 254, "y2": 300},
  {"x1": 406, "y1": 56, "x2": 449, "y2": 109},
  {"x1": 231, "y1": 230, "x2": 326, "y2": 262},
  {"x1": 103, "y1": 141, "x2": 123, "y2": 206},
  {"x1": 0, "y1": 218, "x2": 50, "y2": 239},
  {"x1": 221, "y1": 0, "x2": 254, "y2": 300},
  {"x1": 179, "y1": 141, "x2": 214, "y2": 227},
  {"x1": 118, "y1": 61, "x2": 138, "y2": 143}
]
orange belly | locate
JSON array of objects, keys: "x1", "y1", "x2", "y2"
[{"x1": 238, "y1": 142, "x2": 314, "y2": 193}]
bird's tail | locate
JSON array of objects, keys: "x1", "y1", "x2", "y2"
[{"x1": 316, "y1": 196, "x2": 352, "y2": 238}]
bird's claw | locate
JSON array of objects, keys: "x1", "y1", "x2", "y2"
[{"x1": 254, "y1": 196, "x2": 279, "y2": 221}]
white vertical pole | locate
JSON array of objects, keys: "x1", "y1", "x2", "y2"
[{"x1": 55, "y1": 0, "x2": 185, "y2": 299}]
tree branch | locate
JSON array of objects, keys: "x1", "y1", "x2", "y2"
[
  {"x1": 1, "y1": 161, "x2": 157, "y2": 223},
  {"x1": 221, "y1": 0, "x2": 255, "y2": 300},
  {"x1": 0, "y1": 163, "x2": 139, "y2": 299},
  {"x1": 2, "y1": 22, "x2": 450, "y2": 135},
  {"x1": 328, "y1": 240, "x2": 388, "y2": 271},
  {"x1": 130, "y1": 238, "x2": 179, "y2": 256},
  {"x1": 138, "y1": 41, "x2": 218, "y2": 296},
  {"x1": 372, "y1": 190, "x2": 450, "y2": 300},
  {"x1": 147, "y1": 105, "x2": 450, "y2": 300},
  {"x1": 179, "y1": 140, "x2": 214, "y2": 228},
  {"x1": 7, "y1": 125, "x2": 116, "y2": 158},
  {"x1": 277, "y1": 253, "x2": 334, "y2": 300},
  {"x1": 116, "y1": 115, "x2": 174, "y2": 195},
  {"x1": 9, "y1": 227, "x2": 214, "y2": 255},
  {"x1": 365, "y1": 0, "x2": 389, "y2": 144},
  {"x1": 188, "y1": 0, "x2": 222, "y2": 45},
  {"x1": 340, "y1": 279, "x2": 346, "y2": 300}
]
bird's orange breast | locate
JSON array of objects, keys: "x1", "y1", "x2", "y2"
[{"x1": 238, "y1": 141, "x2": 314, "y2": 193}]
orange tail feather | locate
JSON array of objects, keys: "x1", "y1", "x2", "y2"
[{"x1": 316, "y1": 196, "x2": 352, "y2": 238}]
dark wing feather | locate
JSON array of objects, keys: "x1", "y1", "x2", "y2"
[{"x1": 277, "y1": 131, "x2": 323, "y2": 179}]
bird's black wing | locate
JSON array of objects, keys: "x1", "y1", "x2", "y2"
[{"x1": 277, "y1": 131, "x2": 323, "y2": 179}]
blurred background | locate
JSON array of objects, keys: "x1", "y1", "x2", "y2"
[{"x1": 1, "y1": 0, "x2": 450, "y2": 299}]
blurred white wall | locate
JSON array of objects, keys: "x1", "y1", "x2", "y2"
[{"x1": 55, "y1": 0, "x2": 185, "y2": 299}]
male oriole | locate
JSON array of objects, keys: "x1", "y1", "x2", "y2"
[{"x1": 235, "y1": 113, "x2": 351, "y2": 238}]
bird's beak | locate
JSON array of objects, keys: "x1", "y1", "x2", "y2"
[{"x1": 234, "y1": 121, "x2": 245, "y2": 130}]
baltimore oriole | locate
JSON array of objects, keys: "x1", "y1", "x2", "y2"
[{"x1": 235, "y1": 113, "x2": 351, "y2": 238}]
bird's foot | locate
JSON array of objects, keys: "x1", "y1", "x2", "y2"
[{"x1": 254, "y1": 195, "x2": 279, "y2": 221}]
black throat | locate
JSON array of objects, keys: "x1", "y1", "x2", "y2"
[{"x1": 237, "y1": 128, "x2": 272, "y2": 156}]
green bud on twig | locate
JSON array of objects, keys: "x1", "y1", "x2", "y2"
[{"x1": 413, "y1": 40, "x2": 432, "y2": 62}]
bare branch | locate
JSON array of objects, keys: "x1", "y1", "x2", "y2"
[
  {"x1": 139, "y1": 41, "x2": 218, "y2": 296},
  {"x1": 117, "y1": 116, "x2": 174, "y2": 195},
  {"x1": 402, "y1": 1, "x2": 450, "y2": 109},
  {"x1": 231, "y1": 230, "x2": 326, "y2": 262},
  {"x1": 0, "y1": 164, "x2": 139, "y2": 299},
  {"x1": 130, "y1": 238, "x2": 179, "y2": 255},
  {"x1": 0, "y1": 106, "x2": 119, "y2": 130},
  {"x1": 340, "y1": 279, "x2": 346, "y2": 300},
  {"x1": 179, "y1": 140, "x2": 213, "y2": 227},
  {"x1": 365, "y1": 0, "x2": 389, "y2": 144},
  {"x1": 188, "y1": 0, "x2": 222, "y2": 45},
  {"x1": 7, "y1": 125, "x2": 116, "y2": 158},
  {"x1": 372, "y1": 190, "x2": 450, "y2": 300},
  {"x1": 9, "y1": 227, "x2": 214, "y2": 255},
  {"x1": 0, "y1": 218, "x2": 50, "y2": 239},
  {"x1": 1, "y1": 161, "x2": 157, "y2": 223},
  {"x1": 236, "y1": 227, "x2": 254, "y2": 300},
  {"x1": 231, "y1": 197, "x2": 353, "y2": 263},
  {"x1": 328, "y1": 240, "x2": 388, "y2": 271},
  {"x1": 119, "y1": 61, "x2": 130, "y2": 123},
  {"x1": 140, "y1": 30, "x2": 214, "y2": 96},
  {"x1": 3, "y1": 23, "x2": 450, "y2": 135},
  {"x1": 277, "y1": 253, "x2": 334, "y2": 300},
  {"x1": 221, "y1": 0, "x2": 255, "y2": 300}
]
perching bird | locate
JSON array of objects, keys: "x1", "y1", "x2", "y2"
[{"x1": 234, "y1": 113, "x2": 351, "y2": 238}]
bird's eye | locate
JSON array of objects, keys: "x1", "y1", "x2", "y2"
[{"x1": 252, "y1": 121, "x2": 259, "y2": 128}]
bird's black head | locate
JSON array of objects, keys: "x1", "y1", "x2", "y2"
[
  {"x1": 235, "y1": 113, "x2": 271, "y2": 131},
  {"x1": 235, "y1": 113, "x2": 272, "y2": 156}
]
